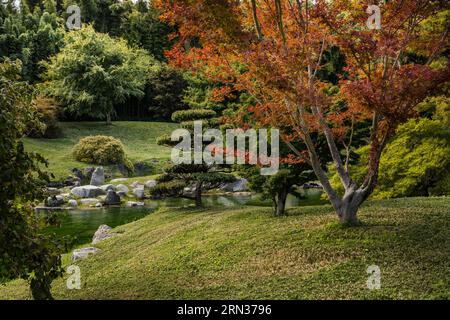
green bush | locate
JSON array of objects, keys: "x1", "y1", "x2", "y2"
[
  {"x1": 72, "y1": 135, "x2": 131, "y2": 167},
  {"x1": 171, "y1": 109, "x2": 216, "y2": 123}
]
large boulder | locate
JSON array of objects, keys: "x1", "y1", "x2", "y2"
[
  {"x1": 133, "y1": 187, "x2": 145, "y2": 199},
  {"x1": 221, "y1": 178, "x2": 249, "y2": 192},
  {"x1": 71, "y1": 185, "x2": 105, "y2": 198},
  {"x1": 104, "y1": 190, "x2": 121, "y2": 205},
  {"x1": 92, "y1": 225, "x2": 116, "y2": 245},
  {"x1": 90, "y1": 167, "x2": 105, "y2": 186},
  {"x1": 72, "y1": 247, "x2": 100, "y2": 262},
  {"x1": 116, "y1": 184, "x2": 129, "y2": 194}
]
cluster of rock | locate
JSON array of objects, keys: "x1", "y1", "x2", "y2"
[
  {"x1": 40, "y1": 165, "x2": 251, "y2": 210},
  {"x1": 72, "y1": 224, "x2": 118, "y2": 261},
  {"x1": 40, "y1": 166, "x2": 158, "y2": 209}
]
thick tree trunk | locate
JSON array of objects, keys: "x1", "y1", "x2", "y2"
[
  {"x1": 328, "y1": 186, "x2": 367, "y2": 225},
  {"x1": 30, "y1": 278, "x2": 53, "y2": 300},
  {"x1": 106, "y1": 112, "x2": 112, "y2": 125},
  {"x1": 194, "y1": 181, "x2": 203, "y2": 207},
  {"x1": 275, "y1": 190, "x2": 288, "y2": 216}
]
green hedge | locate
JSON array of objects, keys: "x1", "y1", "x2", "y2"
[{"x1": 171, "y1": 109, "x2": 216, "y2": 122}]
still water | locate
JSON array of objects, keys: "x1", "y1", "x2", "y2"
[{"x1": 45, "y1": 190, "x2": 325, "y2": 246}]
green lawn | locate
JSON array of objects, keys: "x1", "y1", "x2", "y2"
[
  {"x1": 1, "y1": 197, "x2": 449, "y2": 300},
  {"x1": 24, "y1": 121, "x2": 178, "y2": 180}
]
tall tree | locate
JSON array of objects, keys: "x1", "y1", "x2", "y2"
[
  {"x1": 43, "y1": 25, "x2": 151, "y2": 124},
  {"x1": 157, "y1": 0, "x2": 449, "y2": 224},
  {"x1": 0, "y1": 59, "x2": 64, "y2": 300}
]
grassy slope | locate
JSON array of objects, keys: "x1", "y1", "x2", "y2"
[
  {"x1": 24, "y1": 121, "x2": 178, "y2": 180},
  {"x1": 1, "y1": 197, "x2": 449, "y2": 300}
]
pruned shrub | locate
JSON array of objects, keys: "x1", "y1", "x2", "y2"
[
  {"x1": 27, "y1": 96, "x2": 61, "y2": 138},
  {"x1": 171, "y1": 109, "x2": 216, "y2": 123},
  {"x1": 148, "y1": 180, "x2": 187, "y2": 198},
  {"x1": 72, "y1": 136, "x2": 132, "y2": 168}
]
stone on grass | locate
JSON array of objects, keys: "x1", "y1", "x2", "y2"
[
  {"x1": 72, "y1": 247, "x2": 100, "y2": 262},
  {"x1": 110, "y1": 178, "x2": 128, "y2": 183},
  {"x1": 133, "y1": 187, "x2": 145, "y2": 199},
  {"x1": 92, "y1": 225, "x2": 116, "y2": 245},
  {"x1": 90, "y1": 167, "x2": 105, "y2": 186},
  {"x1": 145, "y1": 180, "x2": 157, "y2": 189},
  {"x1": 116, "y1": 184, "x2": 129, "y2": 194}
]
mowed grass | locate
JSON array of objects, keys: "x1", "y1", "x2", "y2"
[
  {"x1": 1, "y1": 197, "x2": 449, "y2": 300},
  {"x1": 23, "y1": 121, "x2": 178, "y2": 179}
]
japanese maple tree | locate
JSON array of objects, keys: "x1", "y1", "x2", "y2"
[{"x1": 157, "y1": 0, "x2": 449, "y2": 224}]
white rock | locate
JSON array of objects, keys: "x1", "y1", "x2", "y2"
[
  {"x1": 110, "y1": 178, "x2": 128, "y2": 183},
  {"x1": 126, "y1": 201, "x2": 145, "y2": 207},
  {"x1": 71, "y1": 185, "x2": 105, "y2": 198},
  {"x1": 72, "y1": 247, "x2": 100, "y2": 262},
  {"x1": 145, "y1": 180, "x2": 157, "y2": 189},
  {"x1": 133, "y1": 187, "x2": 145, "y2": 199},
  {"x1": 90, "y1": 167, "x2": 105, "y2": 186},
  {"x1": 116, "y1": 184, "x2": 129, "y2": 194},
  {"x1": 68, "y1": 199, "x2": 78, "y2": 207},
  {"x1": 95, "y1": 202, "x2": 103, "y2": 208},
  {"x1": 92, "y1": 225, "x2": 116, "y2": 245}
]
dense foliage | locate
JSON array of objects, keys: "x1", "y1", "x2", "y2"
[
  {"x1": 43, "y1": 26, "x2": 151, "y2": 124},
  {"x1": 0, "y1": 60, "x2": 63, "y2": 300},
  {"x1": 72, "y1": 135, "x2": 131, "y2": 167},
  {"x1": 329, "y1": 96, "x2": 450, "y2": 199},
  {"x1": 157, "y1": 0, "x2": 450, "y2": 224}
]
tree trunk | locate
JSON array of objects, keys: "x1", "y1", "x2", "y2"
[
  {"x1": 328, "y1": 186, "x2": 367, "y2": 225},
  {"x1": 336, "y1": 200, "x2": 359, "y2": 225},
  {"x1": 194, "y1": 181, "x2": 203, "y2": 207},
  {"x1": 275, "y1": 190, "x2": 288, "y2": 216},
  {"x1": 106, "y1": 112, "x2": 112, "y2": 125},
  {"x1": 30, "y1": 278, "x2": 53, "y2": 300}
]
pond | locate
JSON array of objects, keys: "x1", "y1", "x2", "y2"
[{"x1": 44, "y1": 189, "x2": 325, "y2": 247}]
